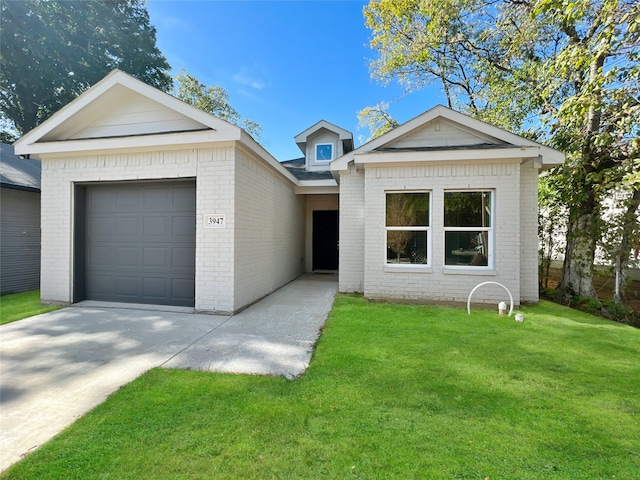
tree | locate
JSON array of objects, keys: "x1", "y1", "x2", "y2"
[
  {"x1": 0, "y1": 0, "x2": 171, "y2": 135},
  {"x1": 363, "y1": 0, "x2": 640, "y2": 302},
  {"x1": 172, "y1": 70, "x2": 262, "y2": 139},
  {"x1": 357, "y1": 101, "x2": 399, "y2": 141}
]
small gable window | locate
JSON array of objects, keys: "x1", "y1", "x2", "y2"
[{"x1": 315, "y1": 143, "x2": 333, "y2": 162}]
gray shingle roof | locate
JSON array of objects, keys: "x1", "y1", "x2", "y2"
[
  {"x1": 0, "y1": 143, "x2": 41, "y2": 191},
  {"x1": 280, "y1": 157, "x2": 334, "y2": 181}
]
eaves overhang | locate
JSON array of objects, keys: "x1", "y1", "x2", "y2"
[
  {"x1": 294, "y1": 179, "x2": 338, "y2": 195},
  {"x1": 353, "y1": 146, "x2": 545, "y2": 166},
  {"x1": 14, "y1": 129, "x2": 231, "y2": 158}
]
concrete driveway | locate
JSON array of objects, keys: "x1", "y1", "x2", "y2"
[{"x1": 0, "y1": 274, "x2": 337, "y2": 472}]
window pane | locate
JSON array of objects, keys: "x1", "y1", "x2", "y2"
[
  {"x1": 445, "y1": 231, "x2": 488, "y2": 266},
  {"x1": 386, "y1": 192, "x2": 429, "y2": 226},
  {"x1": 444, "y1": 191, "x2": 491, "y2": 227},
  {"x1": 316, "y1": 144, "x2": 332, "y2": 161},
  {"x1": 387, "y1": 230, "x2": 428, "y2": 264}
]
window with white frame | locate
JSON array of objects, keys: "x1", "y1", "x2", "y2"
[
  {"x1": 444, "y1": 190, "x2": 493, "y2": 267},
  {"x1": 315, "y1": 143, "x2": 333, "y2": 162},
  {"x1": 385, "y1": 191, "x2": 430, "y2": 265}
]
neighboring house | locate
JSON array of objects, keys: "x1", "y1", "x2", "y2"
[
  {"x1": 13, "y1": 70, "x2": 563, "y2": 312},
  {"x1": 0, "y1": 143, "x2": 42, "y2": 295}
]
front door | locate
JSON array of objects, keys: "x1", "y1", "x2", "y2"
[{"x1": 312, "y1": 210, "x2": 338, "y2": 271}]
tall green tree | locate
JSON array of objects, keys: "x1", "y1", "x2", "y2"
[
  {"x1": 0, "y1": 0, "x2": 171, "y2": 135},
  {"x1": 172, "y1": 70, "x2": 262, "y2": 139},
  {"x1": 363, "y1": 0, "x2": 640, "y2": 302}
]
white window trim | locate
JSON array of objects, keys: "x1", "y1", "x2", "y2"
[
  {"x1": 443, "y1": 189, "x2": 494, "y2": 270},
  {"x1": 385, "y1": 190, "x2": 432, "y2": 269},
  {"x1": 315, "y1": 143, "x2": 334, "y2": 162}
]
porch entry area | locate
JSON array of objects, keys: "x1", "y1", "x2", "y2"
[{"x1": 312, "y1": 210, "x2": 338, "y2": 271}]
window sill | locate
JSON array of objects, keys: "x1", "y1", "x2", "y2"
[
  {"x1": 443, "y1": 268, "x2": 496, "y2": 276},
  {"x1": 384, "y1": 265, "x2": 432, "y2": 274}
]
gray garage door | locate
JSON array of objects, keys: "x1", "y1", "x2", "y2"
[{"x1": 84, "y1": 181, "x2": 195, "y2": 307}]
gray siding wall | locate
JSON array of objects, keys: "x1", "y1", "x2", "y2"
[{"x1": 1, "y1": 187, "x2": 41, "y2": 294}]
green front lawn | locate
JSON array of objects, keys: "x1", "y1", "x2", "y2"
[
  {"x1": 3, "y1": 297, "x2": 639, "y2": 479},
  {"x1": 0, "y1": 290, "x2": 61, "y2": 325}
]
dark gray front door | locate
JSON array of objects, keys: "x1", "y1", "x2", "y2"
[{"x1": 83, "y1": 181, "x2": 195, "y2": 307}]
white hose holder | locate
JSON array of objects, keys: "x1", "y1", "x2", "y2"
[{"x1": 467, "y1": 281, "x2": 514, "y2": 317}]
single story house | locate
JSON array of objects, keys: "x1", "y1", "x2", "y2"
[
  {"x1": 1, "y1": 143, "x2": 42, "y2": 295},
  {"x1": 13, "y1": 70, "x2": 563, "y2": 313}
]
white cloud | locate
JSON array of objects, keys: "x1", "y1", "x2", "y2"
[{"x1": 233, "y1": 65, "x2": 271, "y2": 91}]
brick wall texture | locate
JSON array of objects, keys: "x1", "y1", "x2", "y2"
[
  {"x1": 39, "y1": 145, "x2": 304, "y2": 313},
  {"x1": 339, "y1": 159, "x2": 536, "y2": 307}
]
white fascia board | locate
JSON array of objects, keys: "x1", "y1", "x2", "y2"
[
  {"x1": 14, "y1": 130, "x2": 238, "y2": 157},
  {"x1": 354, "y1": 146, "x2": 543, "y2": 165},
  {"x1": 294, "y1": 181, "x2": 339, "y2": 195}
]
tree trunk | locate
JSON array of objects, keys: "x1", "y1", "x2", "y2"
[
  {"x1": 613, "y1": 188, "x2": 640, "y2": 303},
  {"x1": 557, "y1": 200, "x2": 598, "y2": 302}
]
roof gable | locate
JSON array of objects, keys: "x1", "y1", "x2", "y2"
[
  {"x1": 40, "y1": 84, "x2": 207, "y2": 141},
  {"x1": 382, "y1": 117, "x2": 505, "y2": 150},
  {"x1": 14, "y1": 69, "x2": 242, "y2": 155},
  {"x1": 332, "y1": 105, "x2": 564, "y2": 170},
  {"x1": 294, "y1": 120, "x2": 354, "y2": 155}
]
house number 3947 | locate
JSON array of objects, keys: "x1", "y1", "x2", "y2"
[{"x1": 205, "y1": 214, "x2": 225, "y2": 228}]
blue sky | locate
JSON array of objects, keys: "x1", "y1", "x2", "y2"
[{"x1": 146, "y1": 0, "x2": 444, "y2": 161}]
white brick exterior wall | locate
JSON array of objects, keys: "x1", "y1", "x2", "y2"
[
  {"x1": 40, "y1": 149, "x2": 199, "y2": 306},
  {"x1": 234, "y1": 148, "x2": 305, "y2": 309},
  {"x1": 519, "y1": 160, "x2": 540, "y2": 303},
  {"x1": 39, "y1": 145, "x2": 304, "y2": 313},
  {"x1": 338, "y1": 164, "x2": 365, "y2": 292},
  {"x1": 339, "y1": 159, "x2": 530, "y2": 306},
  {"x1": 305, "y1": 194, "x2": 339, "y2": 272},
  {"x1": 195, "y1": 147, "x2": 236, "y2": 313}
]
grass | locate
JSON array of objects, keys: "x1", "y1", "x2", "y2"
[
  {"x1": 2, "y1": 296, "x2": 639, "y2": 479},
  {"x1": 0, "y1": 290, "x2": 61, "y2": 325}
]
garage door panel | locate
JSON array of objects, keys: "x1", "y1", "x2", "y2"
[
  {"x1": 142, "y1": 277, "x2": 169, "y2": 299},
  {"x1": 143, "y1": 187, "x2": 172, "y2": 210},
  {"x1": 172, "y1": 247, "x2": 195, "y2": 268},
  {"x1": 87, "y1": 275, "x2": 113, "y2": 296},
  {"x1": 172, "y1": 278, "x2": 195, "y2": 300},
  {"x1": 114, "y1": 246, "x2": 139, "y2": 266},
  {"x1": 116, "y1": 217, "x2": 139, "y2": 236},
  {"x1": 84, "y1": 181, "x2": 195, "y2": 307},
  {"x1": 88, "y1": 190, "x2": 117, "y2": 211},
  {"x1": 173, "y1": 186, "x2": 196, "y2": 207},
  {"x1": 143, "y1": 247, "x2": 169, "y2": 267},
  {"x1": 143, "y1": 216, "x2": 170, "y2": 236},
  {"x1": 88, "y1": 217, "x2": 115, "y2": 238},
  {"x1": 172, "y1": 216, "x2": 194, "y2": 236},
  {"x1": 116, "y1": 190, "x2": 141, "y2": 209},
  {"x1": 114, "y1": 277, "x2": 139, "y2": 296},
  {"x1": 88, "y1": 246, "x2": 114, "y2": 266}
]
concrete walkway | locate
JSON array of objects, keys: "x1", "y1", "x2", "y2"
[{"x1": 0, "y1": 274, "x2": 337, "y2": 472}]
